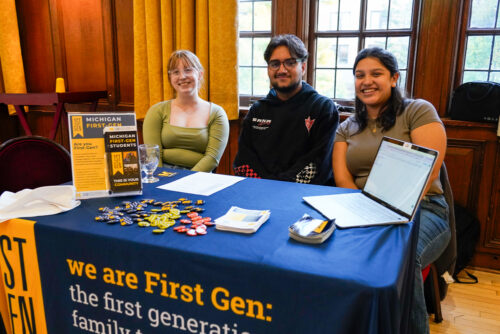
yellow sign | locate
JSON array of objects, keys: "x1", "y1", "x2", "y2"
[
  {"x1": 111, "y1": 152, "x2": 124, "y2": 175},
  {"x1": 0, "y1": 219, "x2": 48, "y2": 334},
  {"x1": 71, "y1": 116, "x2": 84, "y2": 138},
  {"x1": 71, "y1": 137, "x2": 107, "y2": 194},
  {"x1": 67, "y1": 113, "x2": 138, "y2": 199}
]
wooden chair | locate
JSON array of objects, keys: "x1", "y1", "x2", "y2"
[
  {"x1": 423, "y1": 162, "x2": 457, "y2": 323},
  {"x1": 0, "y1": 136, "x2": 72, "y2": 194},
  {"x1": 423, "y1": 262, "x2": 443, "y2": 322}
]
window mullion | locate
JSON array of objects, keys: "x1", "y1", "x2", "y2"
[
  {"x1": 488, "y1": 35, "x2": 496, "y2": 80},
  {"x1": 334, "y1": 37, "x2": 339, "y2": 99},
  {"x1": 386, "y1": 0, "x2": 392, "y2": 48},
  {"x1": 387, "y1": 0, "x2": 392, "y2": 30},
  {"x1": 359, "y1": 0, "x2": 367, "y2": 50},
  {"x1": 496, "y1": 0, "x2": 500, "y2": 29},
  {"x1": 336, "y1": 0, "x2": 341, "y2": 31}
]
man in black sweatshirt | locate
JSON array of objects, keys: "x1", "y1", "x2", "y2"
[{"x1": 233, "y1": 34, "x2": 339, "y2": 185}]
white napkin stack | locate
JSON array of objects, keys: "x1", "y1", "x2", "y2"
[{"x1": 0, "y1": 185, "x2": 81, "y2": 223}]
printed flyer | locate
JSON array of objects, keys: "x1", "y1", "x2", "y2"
[
  {"x1": 68, "y1": 112, "x2": 138, "y2": 199},
  {"x1": 104, "y1": 126, "x2": 142, "y2": 195}
]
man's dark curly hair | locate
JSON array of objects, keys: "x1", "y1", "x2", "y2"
[{"x1": 264, "y1": 34, "x2": 308, "y2": 63}]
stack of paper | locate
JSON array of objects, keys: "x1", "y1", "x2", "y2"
[
  {"x1": 215, "y1": 206, "x2": 270, "y2": 234},
  {"x1": 158, "y1": 172, "x2": 243, "y2": 196},
  {"x1": 288, "y1": 214, "x2": 336, "y2": 244}
]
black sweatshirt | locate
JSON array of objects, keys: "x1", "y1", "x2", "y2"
[{"x1": 233, "y1": 82, "x2": 339, "y2": 185}]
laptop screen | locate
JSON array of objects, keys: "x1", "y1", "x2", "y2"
[{"x1": 363, "y1": 137, "x2": 438, "y2": 217}]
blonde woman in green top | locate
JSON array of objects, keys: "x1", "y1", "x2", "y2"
[{"x1": 143, "y1": 50, "x2": 229, "y2": 172}]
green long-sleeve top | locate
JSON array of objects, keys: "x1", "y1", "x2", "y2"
[{"x1": 143, "y1": 100, "x2": 229, "y2": 172}]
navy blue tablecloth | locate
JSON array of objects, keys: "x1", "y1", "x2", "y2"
[{"x1": 33, "y1": 170, "x2": 416, "y2": 333}]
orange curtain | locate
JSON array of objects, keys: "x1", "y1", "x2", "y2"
[
  {"x1": 0, "y1": 0, "x2": 27, "y2": 114},
  {"x1": 133, "y1": 0, "x2": 239, "y2": 120}
]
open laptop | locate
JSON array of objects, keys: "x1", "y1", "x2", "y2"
[{"x1": 303, "y1": 137, "x2": 438, "y2": 228}]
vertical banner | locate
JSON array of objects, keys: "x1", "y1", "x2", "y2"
[{"x1": 0, "y1": 219, "x2": 47, "y2": 333}]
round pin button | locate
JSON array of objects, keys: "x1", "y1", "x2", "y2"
[
  {"x1": 152, "y1": 229, "x2": 165, "y2": 234},
  {"x1": 195, "y1": 227, "x2": 207, "y2": 235}
]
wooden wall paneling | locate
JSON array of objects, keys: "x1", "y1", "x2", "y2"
[
  {"x1": 272, "y1": 0, "x2": 310, "y2": 41},
  {"x1": 17, "y1": 0, "x2": 56, "y2": 93},
  {"x1": 229, "y1": 119, "x2": 241, "y2": 175},
  {"x1": 485, "y1": 143, "x2": 500, "y2": 250},
  {"x1": 14, "y1": 0, "x2": 57, "y2": 139},
  {"x1": 114, "y1": 0, "x2": 134, "y2": 107},
  {"x1": 295, "y1": 0, "x2": 309, "y2": 44},
  {"x1": 273, "y1": 0, "x2": 298, "y2": 36},
  {"x1": 273, "y1": 0, "x2": 309, "y2": 41},
  {"x1": 413, "y1": 0, "x2": 464, "y2": 115},
  {"x1": 445, "y1": 120, "x2": 500, "y2": 269},
  {"x1": 58, "y1": 0, "x2": 107, "y2": 92},
  {"x1": 216, "y1": 119, "x2": 241, "y2": 176},
  {"x1": 471, "y1": 139, "x2": 498, "y2": 259},
  {"x1": 102, "y1": 0, "x2": 118, "y2": 108},
  {"x1": 445, "y1": 139, "x2": 484, "y2": 211},
  {"x1": 48, "y1": 0, "x2": 67, "y2": 80},
  {"x1": 473, "y1": 249, "x2": 500, "y2": 269}
]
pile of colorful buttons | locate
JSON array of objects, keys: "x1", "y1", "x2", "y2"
[
  {"x1": 173, "y1": 211, "x2": 214, "y2": 236},
  {"x1": 94, "y1": 198, "x2": 212, "y2": 236}
]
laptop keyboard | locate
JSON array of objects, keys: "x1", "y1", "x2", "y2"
[{"x1": 332, "y1": 194, "x2": 402, "y2": 223}]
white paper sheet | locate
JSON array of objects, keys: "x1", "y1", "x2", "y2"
[{"x1": 157, "y1": 172, "x2": 244, "y2": 196}]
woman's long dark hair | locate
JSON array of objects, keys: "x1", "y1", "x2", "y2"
[{"x1": 353, "y1": 47, "x2": 407, "y2": 132}]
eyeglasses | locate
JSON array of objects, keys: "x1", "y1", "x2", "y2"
[
  {"x1": 168, "y1": 67, "x2": 196, "y2": 77},
  {"x1": 268, "y1": 58, "x2": 303, "y2": 71}
]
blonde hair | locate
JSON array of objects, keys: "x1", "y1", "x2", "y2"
[{"x1": 167, "y1": 50, "x2": 205, "y2": 92}]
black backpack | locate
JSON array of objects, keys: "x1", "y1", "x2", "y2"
[
  {"x1": 450, "y1": 81, "x2": 500, "y2": 123},
  {"x1": 453, "y1": 204, "x2": 480, "y2": 283}
]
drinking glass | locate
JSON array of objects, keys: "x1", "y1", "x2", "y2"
[{"x1": 139, "y1": 144, "x2": 160, "y2": 183}]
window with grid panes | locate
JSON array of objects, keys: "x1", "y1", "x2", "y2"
[
  {"x1": 238, "y1": 0, "x2": 273, "y2": 105},
  {"x1": 461, "y1": 0, "x2": 500, "y2": 83},
  {"x1": 311, "y1": 0, "x2": 418, "y2": 101}
]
